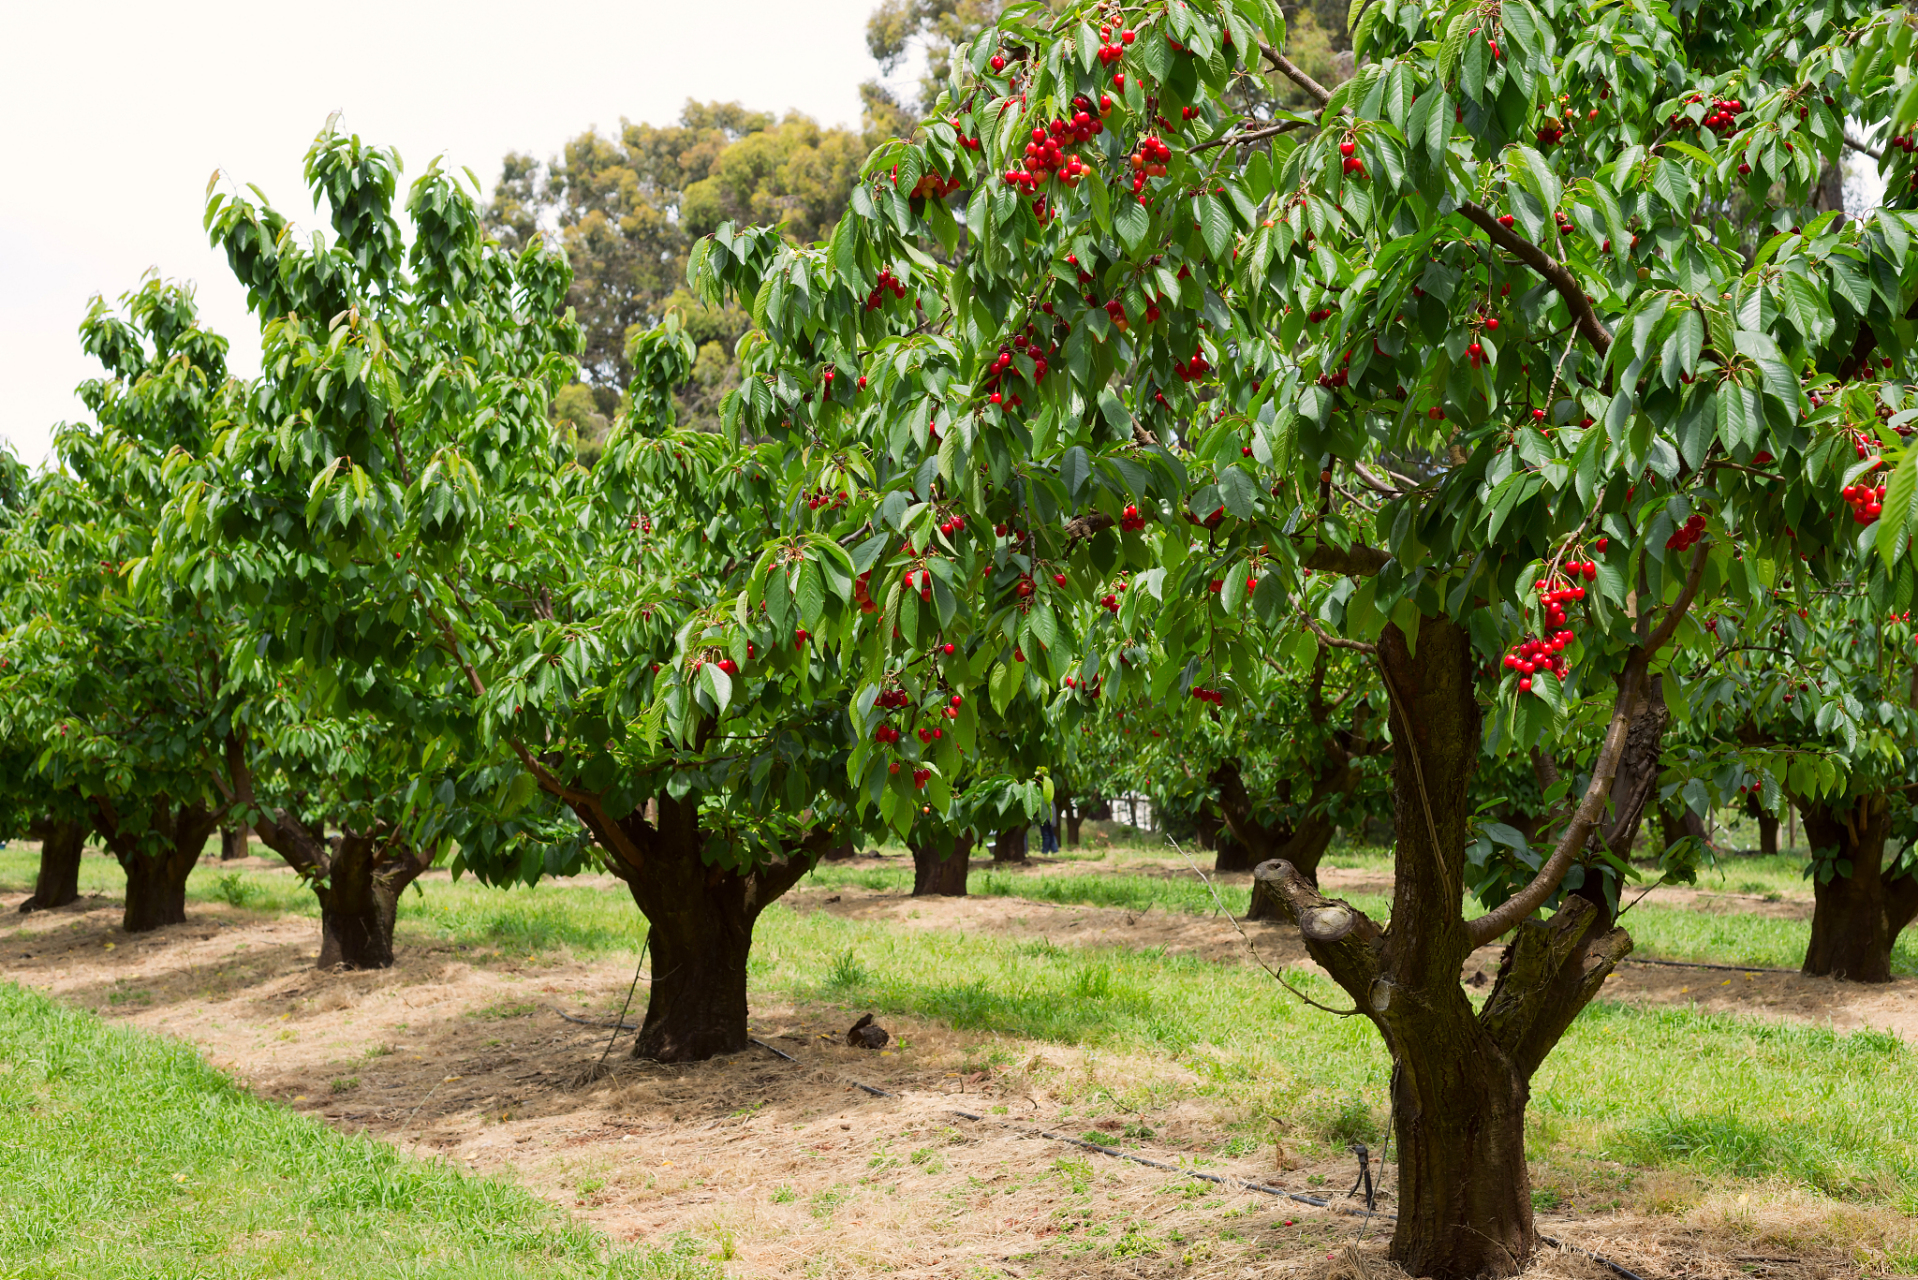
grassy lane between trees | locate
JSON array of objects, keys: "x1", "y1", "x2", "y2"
[
  {"x1": 0, "y1": 980, "x2": 715, "y2": 1280},
  {"x1": 5, "y1": 845, "x2": 1916, "y2": 1224}
]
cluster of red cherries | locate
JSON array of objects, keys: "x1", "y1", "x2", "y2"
[
  {"x1": 853, "y1": 569, "x2": 878, "y2": 614},
  {"x1": 1004, "y1": 105, "x2": 1106, "y2": 191},
  {"x1": 1665, "y1": 512, "x2": 1709, "y2": 551},
  {"x1": 1095, "y1": 24, "x2": 1135, "y2": 63},
  {"x1": 901, "y1": 567, "x2": 934, "y2": 602},
  {"x1": 804, "y1": 488, "x2": 848, "y2": 511},
  {"x1": 1501, "y1": 563, "x2": 1598, "y2": 694},
  {"x1": 1673, "y1": 92, "x2": 1744, "y2": 133},
  {"x1": 1097, "y1": 578, "x2": 1128, "y2": 613},
  {"x1": 1336, "y1": 137, "x2": 1366, "y2": 178},
  {"x1": 1120, "y1": 503, "x2": 1148, "y2": 532},
  {"x1": 1318, "y1": 350, "x2": 1353, "y2": 388},
  {"x1": 906, "y1": 172, "x2": 964, "y2": 199},
  {"x1": 1128, "y1": 136, "x2": 1173, "y2": 196},
  {"x1": 1189, "y1": 684, "x2": 1226, "y2": 704},
  {"x1": 1844, "y1": 432, "x2": 1887, "y2": 524},
  {"x1": 935, "y1": 511, "x2": 968, "y2": 537},
  {"x1": 1843, "y1": 480, "x2": 1886, "y2": 524},
  {"x1": 1305, "y1": 306, "x2": 1338, "y2": 325},
  {"x1": 1172, "y1": 349, "x2": 1213, "y2": 383},
  {"x1": 865, "y1": 269, "x2": 909, "y2": 312}
]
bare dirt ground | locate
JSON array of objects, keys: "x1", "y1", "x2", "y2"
[{"x1": 1, "y1": 852, "x2": 1912, "y2": 1278}]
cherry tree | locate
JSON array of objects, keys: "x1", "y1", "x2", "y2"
[{"x1": 691, "y1": 0, "x2": 1918, "y2": 1269}]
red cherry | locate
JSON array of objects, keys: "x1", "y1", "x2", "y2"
[
  {"x1": 1053, "y1": 573, "x2": 1068, "y2": 586},
  {"x1": 1112, "y1": 73, "x2": 1125, "y2": 89},
  {"x1": 1485, "y1": 318, "x2": 1499, "y2": 331},
  {"x1": 942, "y1": 643, "x2": 956, "y2": 655}
]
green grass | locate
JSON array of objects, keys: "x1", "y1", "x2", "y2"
[
  {"x1": 5, "y1": 842, "x2": 1917, "y2": 1214},
  {"x1": 0, "y1": 982, "x2": 715, "y2": 1279},
  {"x1": 752, "y1": 903, "x2": 1918, "y2": 1203}
]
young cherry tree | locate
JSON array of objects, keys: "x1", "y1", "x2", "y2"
[
  {"x1": 0, "y1": 281, "x2": 250, "y2": 932},
  {"x1": 693, "y1": 0, "x2": 1918, "y2": 1270},
  {"x1": 161, "y1": 127, "x2": 876, "y2": 1060},
  {"x1": 1693, "y1": 590, "x2": 1918, "y2": 981}
]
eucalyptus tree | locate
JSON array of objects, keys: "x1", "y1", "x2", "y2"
[{"x1": 687, "y1": 0, "x2": 1918, "y2": 1269}]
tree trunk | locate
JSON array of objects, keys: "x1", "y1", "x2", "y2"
[
  {"x1": 1758, "y1": 811, "x2": 1779, "y2": 857},
  {"x1": 608, "y1": 793, "x2": 815, "y2": 1062},
  {"x1": 120, "y1": 841, "x2": 201, "y2": 932},
  {"x1": 820, "y1": 840, "x2": 857, "y2": 861},
  {"x1": 312, "y1": 832, "x2": 434, "y2": 970},
  {"x1": 1210, "y1": 759, "x2": 1345, "y2": 916},
  {"x1": 247, "y1": 809, "x2": 434, "y2": 970},
  {"x1": 1800, "y1": 796, "x2": 1907, "y2": 982},
  {"x1": 94, "y1": 801, "x2": 219, "y2": 934},
  {"x1": 1066, "y1": 812, "x2": 1084, "y2": 846},
  {"x1": 220, "y1": 826, "x2": 250, "y2": 859},
  {"x1": 1255, "y1": 614, "x2": 1632, "y2": 1279},
  {"x1": 992, "y1": 825, "x2": 1028, "y2": 863},
  {"x1": 910, "y1": 833, "x2": 972, "y2": 896},
  {"x1": 19, "y1": 819, "x2": 87, "y2": 913}
]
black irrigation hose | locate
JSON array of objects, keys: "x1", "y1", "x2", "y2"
[
  {"x1": 941, "y1": 1111, "x2": 1650, "y2": 1280},
  {"x1": 1620, "y1": 957, "x2": 1799, "y2": 975},
  {"x1": 560, "y1": 1019, "x2": 1648, "y2": 1279}
]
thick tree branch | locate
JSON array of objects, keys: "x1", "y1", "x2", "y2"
[
  {"x1": 1467, "y1": 542, "x2": 1709, "y2": 945},
  {"x1": 1259, "y1": 43, "x2": 1331, "y2": 106},
  {"x1": 1457, "y1": 203, "x2": 1614, "y2": 354},
  {"x1": 1845, "y1": 131, "x2": 1884, "y2": 161},
  {"x1": 1303, "y1": 541, "x2": 1391, "y2": 576},
  {"x1": 1295, "y1": 607, "x2": 1377, "y2": 654},
  {"x1": 1063, "y1": 511, "x2": 1116, "y2": 541}
]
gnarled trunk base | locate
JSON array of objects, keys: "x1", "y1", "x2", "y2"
[
  {"x1": 992, "y1": 826, "x2": 1028, "y2": 863},
  {"x1": 20, "y1": 820, "x2": 86, "y2": 913},
  {"x1": 1800, "y1": 797, "x2": 1912, "y2": 983},
  {"x1": 605, "y1": 794, "x2": 817, "y2": 1063},
  {"x1": 121, "y1": 846, "x2": 200, "y2": 932},
  {"x1": 911, "y1": 834, "x2": 971, "y2": 897}
]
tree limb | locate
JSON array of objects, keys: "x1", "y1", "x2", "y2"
[
  {"x1": 1259, "y1": 43, "x2": 1331, "y2": 106},
  {"x1": 1295, "y1": 607, "x2": 1377, "y2": 654},
  {"x1": 1303, "y1": 542, "x2": 1390, "y2": 576},
  {"x1": 1456, "y1": 203, "x2": 1614, "y2": 354},
  {"x1": 1466, "y1": 542, "x2": 1709, "y2": 945},
  {"x1": 1844, "y1": 131, "x2": 1883, "y2": 161}
]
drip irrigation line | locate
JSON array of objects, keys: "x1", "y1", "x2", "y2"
[
  {"x1": 1620, "y1": 957, "x2": 1797, "y2": 975},
  {"x1": 752, "y1": 1037, "x2": 798, "y2": 1062},
  {"x1": 943, "y1": 1112, "x2": 1648, "y2": 1280},
  {"x1": 595, "y1": 935, "x2": 650, "y2": 1077},
  {"x1": 557, "y1": 1010, "x2": 636, "y2": 1030}
]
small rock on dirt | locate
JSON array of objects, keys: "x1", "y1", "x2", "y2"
[{"x1": 847, "y1": 1013, "x2": 889, "y2": 1049}]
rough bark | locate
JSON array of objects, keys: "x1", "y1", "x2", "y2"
[
  {"x1": 19, "y1": 818, "x2": 87, "y2": 913},
  {"x1": 1211, "y1": 758, "x2": 1343, "y2": 888},
  {"x1": 992, "y1": 825, "x2": 1029, "y2": 863},
  {"x1": 249, "y1": 810, "x2": 435, "y2": 970},
  {"x1": 92, "y1": 800, "x2": 219, "y2": 933},
  {"x1": 1254, "y1": 614, "x2": 1632, "y2": 1279},
  {"x1": 594, "y1": 792, "x2": 821, "y2": 1062},
  {"x1": 910, "y1": 832, "x2": 972, "y2": 897},
  {"x1": 220, "y1": 826, "x2": 250, "y2": 860},
  {"x1": 1799, "y1": 795, "x2": 1913, "y2": 983}
]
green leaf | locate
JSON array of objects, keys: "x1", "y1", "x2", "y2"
[
  {"x1": 1877, "y1": 442, "x2": 1918, "y2": 565},
  {"x1": 989, "y1": 659, "x2": 1020, "y2": 715},
  {"x1": 1218, "y1": 465, "x2": 1262, "y2": 519},
  {"x1": 1062, "y1": 445, "x2": 1090, "y2": 499},
  {"x1": 1198, "y1": 193, "x2": 1233, "y2": 260},
  {"x1": 1114, "y1": 198, "x2": 1150, "y2": 252}
]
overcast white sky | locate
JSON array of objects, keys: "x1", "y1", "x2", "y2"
[{"x1": 1, "y1": 0, "x2": 889, "y2": 468}]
